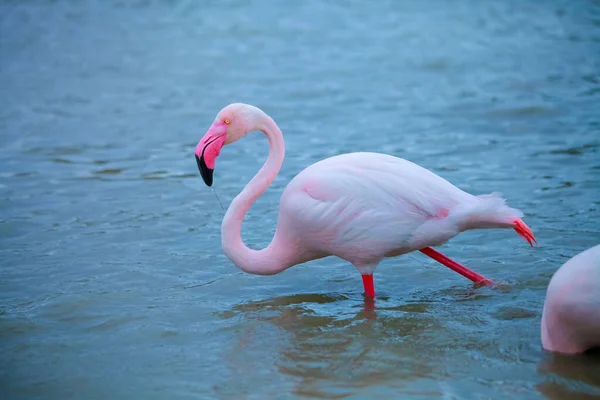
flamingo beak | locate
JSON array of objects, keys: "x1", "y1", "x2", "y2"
[
  {"x1": 196, "y1": 154, "x2": 213, "y2": 187},
  {"x1": 195, "y1": 121, "x2": 227, "y2": 187}
]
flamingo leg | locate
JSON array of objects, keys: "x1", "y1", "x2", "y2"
[
  {"x1": 361, "y1": 274, "x2": 376, "y2": 298},
  {"x1": 419, "y1": 247, "x2": 495, "y2": 286}
]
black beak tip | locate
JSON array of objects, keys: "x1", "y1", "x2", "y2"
[{"x1": 195, "y1": 154, "x2": 213, "y2": 187}]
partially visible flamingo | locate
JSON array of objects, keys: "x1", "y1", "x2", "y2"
[
  {"x1": 194, "y1": 103, "x2": 536, "y2": 297},
  {"x1": 541, "y1": 244, "x2": 600, "y2": 354}
]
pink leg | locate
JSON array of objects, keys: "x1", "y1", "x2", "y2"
[
  {"x1": 361, "y1": 274, "x2": 376, "y2": 298},
  {"x1": 419, "y1": 247, "x2": 495, "y2": 286}
]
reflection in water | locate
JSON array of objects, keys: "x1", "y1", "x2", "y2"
[
  {"x1": 362, "y1": 296, "x2": 376, "y2": 319},
  {"x1": 216, "y1": 290, "x2": 600, "y2": 398},
  {"x1": 217, "y1": 293, "x2": 454, "y2": 398},
  {"x1": 536, "y1": 352, "x2": 600, "y2": 400}
]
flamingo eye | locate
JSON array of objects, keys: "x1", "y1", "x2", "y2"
[{"x1": 224, "y1": 119, "x2": 231, "y2": 125}]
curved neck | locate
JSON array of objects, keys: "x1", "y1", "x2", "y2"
[{"x1": 221, "y1": 111, "x2": 295, "y2": 275}]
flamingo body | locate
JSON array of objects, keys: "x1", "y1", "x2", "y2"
[
  {"x1": 541, "y1": 244, "x2": 600, "y2": 354},
  {"x1": 194, "y1": 103, "x2": 536, "y2": 296},
  {"x1": 277, "y1": 152, "x2": 523, "y2": 274}
]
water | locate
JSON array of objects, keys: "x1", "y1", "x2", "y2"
[{"x1": 1, "y1": 0, "x2": 599, "y2": 398}]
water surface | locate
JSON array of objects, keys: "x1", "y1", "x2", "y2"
[{"x1": 1, "y1": 0, "x2": 600, "y2": 399}]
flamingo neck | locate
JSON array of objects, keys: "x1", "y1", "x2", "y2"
[{"x1": 220, "y1": 111, "x2": 295, "y2": 275}]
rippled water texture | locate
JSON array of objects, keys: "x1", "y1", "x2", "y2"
[{"x1": 1, "y1": 1, "x2": 600, "y2": 399}]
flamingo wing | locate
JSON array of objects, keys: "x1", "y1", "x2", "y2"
[{"x1": 279, "y1": 152, "x2": 476, "y2": 259}]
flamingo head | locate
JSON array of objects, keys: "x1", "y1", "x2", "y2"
[{"x1": 195, "y1": 103, "x2": 253, "y2": 186}]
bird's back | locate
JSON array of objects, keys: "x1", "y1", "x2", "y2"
[{"x1": 289, "y1": 152, "x2": 475, "y2": 215}]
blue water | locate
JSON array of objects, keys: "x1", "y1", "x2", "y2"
[{"x1": 1, "y1": 1, "x2": 599, "y2": 399}]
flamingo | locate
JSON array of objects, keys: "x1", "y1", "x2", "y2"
[
  {"x1": 541, "y1": 244, "x2": 600, "y2": 354},
  {"x1": 194, "y1": 103, "x2": 537, "y2": 298}
]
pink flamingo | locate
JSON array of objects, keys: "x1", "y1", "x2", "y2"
[
  {"x1": 194, "y1": 103, "x2": 537, "y2": 298},
  {"x1": 541, "y1": 244, "x2": 600, "y2": 354}
]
